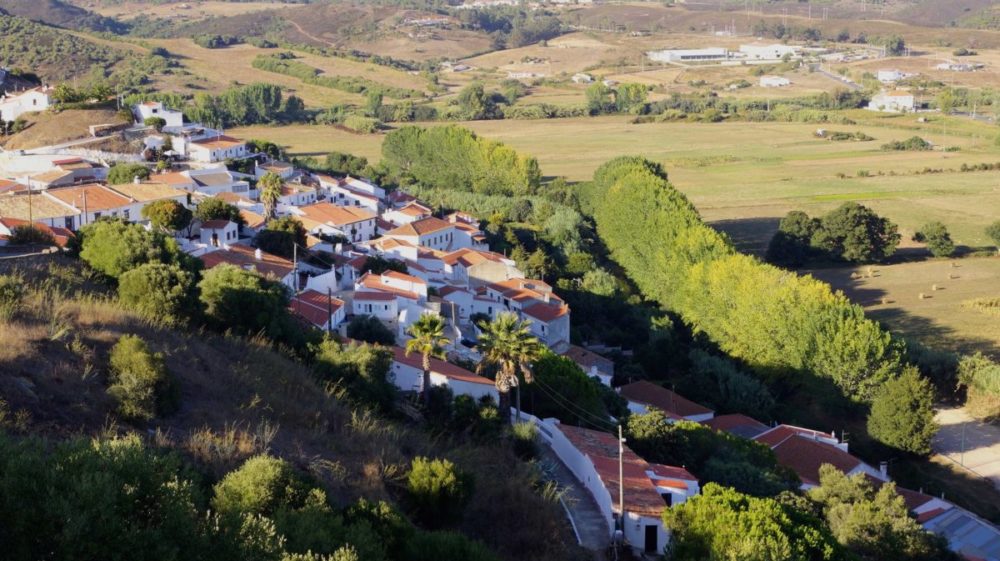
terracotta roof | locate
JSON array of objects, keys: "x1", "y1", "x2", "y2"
[
  {"x1": 562, "y1": 345, "x2": 613, "y2": 372},
  {"x1": 51, "y1": 157, "x2": 82, "y2": 165},
  {"x1": 397, "y1": 202, "x2": 432, "y2": 217},
  {"x1": 297, "y1": 202, "x2": 375, "y2": 227},
  {"x1": 199, "y1": 243, "x2": 294, "y2": 279},
  {"x1": 280, "y1": 183, "x2": 313, "y2": 196},
  {"x1": 523, "y1": 302, "x2": 570, "y2": 323},
  {"x1": 289, "y1": 289, "x2": 343, "y2": 329},
  {"x1": 191, "y1": 135, "x2": 245, "y2": 149},
  {"x1": 895, "y1": 486, "x2": 937, "y2": 512},
  {"x1": 885, "y1": 90, "x2": 913, "y2": 97},
  {"x1": 383, "y1": 216, "x2": 452, "y2": 237},
  {"x1": 29, "y1": 169, "x2": 73, "y2": 185},
  {"x1": 150, "y1": 172, "x2": 193, "y2": 186},
  {"x1": 239, "y1": 209, "x2": 266, "y2": 229},
  {"x1": 0, "y1": 179, "x2": 28, "y2": 194},
  {"x1": 216, "y1": 192, "x2": 253, "y2": 205},
  {"x1": 0, "y1": 218, "x2": 74, "y2": 247},
  {"x1": 619, "y1": 381, "x2": 713, "y2": 419},
  {"x1": 201, "y1": 219, "x2": 233, "y2": 230},
  {"x1": 439, "y1": 285, "x2": 471, "y2": 298},
  {"x1": 754, "y1": 424, "x2": 835, "y2": 448},
  {"x1": 381, "y1": 269, "x2": 427, "y2": 285},
  {"x1": 45, "y1": 184, "x2": 132, "y2": 212},
  {"x1": 392, "y1": 346, "x2": 494, "y2": 386},
  {"x1": 763, "y1": 434, "x2": 860, "y2": 486},
  {"x1": 0, "y1": 192, "x2": 78, "y2": 221},
  {"x1": 703, "y1": 414, "x2": 769, "y2": 438},
  {"x1": 109, "y1": 182, "x2": 186, "y2": 202},
  {"x1": 354, "y1": 291, "x2": 396, "y2": 301},
  {"x1": 357, "y1": 272, "x2": 419, "y2": 300},
  {"x1": 441, "y1": 247, "x2": 509, "y2": 267},
  {"x1": 916, "y1": 507, "x2": 948, "y2": 523},
  {"x1": 649, "y1": 463, "x2": 696, "y2": 482}
]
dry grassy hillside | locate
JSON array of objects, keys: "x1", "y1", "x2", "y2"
[
  {"x1": 0, "y1": 255, "x2": 578, "y2": 561},
  {"x1": 0, "y1": 109, "x2": 128, "y2": 151}
]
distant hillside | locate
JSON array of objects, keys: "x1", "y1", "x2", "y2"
[
  {"x1": 0, "y1": 0, "x2": 127, "y2": 33},
  {"x1": 0, "y1": 16, "x2": 132, "y2": 81}
]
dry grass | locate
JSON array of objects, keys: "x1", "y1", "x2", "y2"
[{"x1": 0, "y1": 109, "x2": 127, "y2": 151}]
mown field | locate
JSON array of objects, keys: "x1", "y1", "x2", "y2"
[
  {"x1": 811, "y1": 257, "x2": 1000, "y2": 356},
  {"x1": 232, "y1": 111, "x2": 1000, "y2": 248}
]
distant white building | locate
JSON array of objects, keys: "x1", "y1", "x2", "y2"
[
  {"x1": 187, "y1": 135, "x2": 249, "y2": 163},
  {"x1": 571, "y1": 73, "x2": 594, "y2": 84},
  {"x1": 647, "y1": 48, "x2": 729, "y2": 63},
  {"x1": 739, "y1": 43, "x2": 800, "y2": 60},
  {"x1": 760, "y1": 75, "x2": 791, "y2": 87},
  {"x1": 0, "y1": 87, "x2": 52, "y2": 122},
  {"x1": 868, "y1": 90, "x2": 916, "y2": 113},
  {"x1": 133, "y1": 101, "x2": 184, "y2": 129},
  {"x1": 876, "y1": 69, "x2": 915, "y2": 83}
]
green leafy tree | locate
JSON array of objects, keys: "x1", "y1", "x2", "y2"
[
  {"x1": 198, "y1": 264, "x2": 291, "y2": 338},
  {"x1": 255, "y1": 216, "x2": 306, "y2": 259},
  {"x1": 884, "y1": 35, "x2": 906, "y2": 56},
  {"x1": 364, "y1": 90, "x2": 383, "y2": 118},
  {"x1": 688, "y1": 349, "x2": 775, "y2": 416},
  {"x1": 259, "y1": 172, "x2": 283, "y2": 221},
  {"x1": 766, "y1": 210, "x2": 821, "y2": 267},
  {"x1": 79, "y1": 219, "x2": 186, "y2": 278},
  {"x1": 580, "y1": 268, "x2": 618, "y2": 296},
  {"x1": 196, "y1": 197, "x2": 246, "y2": 227},
  {"x1": 405, "y1": 314, "x2": 451, "y2": 406},
  {"x1": 867, "y1": 367, "x2": 937, "y2": 455},
  {"x1": 405, "y1": 457, "x2": 472, "y2": 528},
  {"x1": 118, "y1": 263, "x2": 199, "y2": 325},
  {"x1": 455, "y1": 83, "x2": 500, "y2": 120},
  {"x1": 812, "y1": 202, "x2": 900, "y2": 263},
  {"x1": 107, "y1": 335, "x2": 176, "y2": 421},
  {"x1": 323, "y1": 152, "x2": 368, "y2": 176},
  {"x1": 986, "y1": 220, "x2": 1000, "y2": 250},
  {"x1": 312, "y1": 339, "x2": 396, "y2": 411},
  {"x1": 144, "y1": 116, "x2": 167, "y2": 131},
  {"x1": 915, "y1": 221, "x2": 955, "y2": 257},
  {"x1": 142, "y1": 199, "x2": 192, "y2": 233},
  {"x1": 809, "y1": 465, "x2": 958, "y2": 560},
  {"x1": 663, "y1": 483, "x2": 849, "y2": 561},
  {"x1": 614, "y1": 83, "x2": 648, "y2": 114},
  {"x1": 360, "y1": 255, "x2": 407, "y2": 275},
  {"x1": 346, "y1": 315, "x2": 396, "y2": 345},
  {"x1": 521, "y1": 351, "x2": 607, "y2": 423},
  {"x1": 585, "y1": 82, "x2": 614, "y2": 115},
  {"x1": 475, "y1": 312, "x2": 544, "y2": 424},
  {"x1": 107, "y1": 162, "x2": 151, "y2": 185}
]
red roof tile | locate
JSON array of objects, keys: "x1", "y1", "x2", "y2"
[
  {"x1": 383, "y1": 216, "x2": 452, "y2": 237},
  {"x1": 765, "y1": 435, "x2": 860, "y2": 486},
  {"x1": 289, "y1": 290, "x2": 343, "y2": 328},
  {"x1": 199, "y1": 244, "x2": 294, "y2": 279},
  {"x1": 391, "y1": 346, "x2": 493, "y2": 386},
  {"x1": 619, "y1": 381, "x2": 713, "y2": 419}
]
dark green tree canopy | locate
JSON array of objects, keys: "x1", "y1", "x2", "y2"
[
  {"x1": 195, "y1": 197, "x2": 246, "y2": 227},
  {"x1": 107, "y1": 163, "x2": 151, "y2": 185},
  {"x1": 142, "y1": 199, "x2": 192, "y2": 233},
  {"x1": 79, "y1": 219, "x2": 187, "y2": 279},
  {"x1": 811, "y1": 202, "x2": 900, "y2": 263},
  {"x1": 867, "y1": 367, "x2": 937, "y2": 455}
]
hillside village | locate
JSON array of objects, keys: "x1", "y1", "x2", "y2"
[{"x1": 1, "y1": 89, "x2": 999, "y2": 560}]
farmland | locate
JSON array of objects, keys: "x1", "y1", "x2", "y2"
[{"x1": 232, "y1": 111, "x2": 1000, "y2": 249}]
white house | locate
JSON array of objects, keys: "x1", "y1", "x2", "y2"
[
  {"x1": 352, "y1": 291, "x2": 399, "y2": 321},
  {"x1": 390, "y1": 345, "x2": 498, "y2": 401},
  {"x1": 278, "y1": 182, "x2": 318, "y2": 209},
  {"x1": 0, "y1": 87, "x2": 52, "y2": 122},
  {"x1": 619, "y1": 380, "x2": 715, "y2": 423},
  {"x1": 876, "y1": 69, "x2": 915, "y2": 83},
  {"x1": 292, "y1": 202, "x2": 377, "y2": 242},
  {"x1": 561, "y1": 345, "x2": 614, "y2": 386},
  {"x1": 868, "y1": 90, "x2": 916, "y2": 113},
  {"x1": 441, "y1": 248, "x2": 522, "y2": 287},
  {"x1": 382, "y1": 201, "x2": 433, "y2": 226},
  {"x1": 752, "y1": 424, "x2": 888, "y2": 489},
  {"x1": 316, "y1": 174, "x2": 382, "y2": 213},
  {"x1": 572, "y1": 73, "x2": 594, "y2": 84},
  {"x1": 26, "y1": 157, "x2": 106, "y2": 190},
  {"x1": 42, "y1": 183, "x2": 137, "y2": 229},
  {"x1": 133, "y1": 101, "x2": 184, "y2": 129},
  {"x1": 739, "y1": 43, "x2": 800, "y2": 60},
  {"x1": 200, "y1": 219, "x2": 239, "y2": 247},
  {"x1": 760, "y1": 75, "x2": 791, "y2": 87},
  {"x1": 199, "y1": 243, "x2": 296, "y2": 289},
  {"x1": 482, "y1": 278, "x2": 571, "y2": 347},
  {"x1": 289, "y1": 289, "x2": 346, "y2": 332},
  {"x1": 382, "y1": 217, "x2": 457, "y2": 252},
  {"x1": 187, "y1": 135, "x2": 249, "y2": 163},
  {"x1": 355, "y1": 270, "x2": 429, "y2": 301},
  {"x1": 255, "y1": 160, "x2": 297, "y2": 181}
]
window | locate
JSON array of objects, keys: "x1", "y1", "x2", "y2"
[
  {"x1": 93, "y1": 212, "x2": 102, "y2": 220},
  {"x1": 123, "y1": 209, "x2": 130, "y2": 220}
]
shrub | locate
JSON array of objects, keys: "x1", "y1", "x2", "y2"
[
  {"x1": 195, "y1": 197, "x2": 246, "y2": 227},
  {"x1": 881, "y1": 136, "x2": 931, "y2": 151},
  {"x1": 118, "y1": 263, "x2": 199, "y2": 325},
  {"x1": 916, "y1": 221, "x2": 955, "y2": 257},
  {"x1": 0, "y1": 274, "x2": 25, "y2": 322},
  {"x1": 401, "y1": 531, "x2": 500, "y2": 561},
  {"x1": 107, "y1": 162, "x2": 151, "y2": 185},
  {"x1": 107, "y1": 335, "x2": 176, "y2": 421},
  {"x1": 312, "y1": 339, "x2": 396, "y2": 412},
  {"x1": 212, "y1": 455, "x2": 309, "y2": 517},
  {"x1": 8, "y1": 225, "x2": 56, "y2": 246},
  {"x1": 346, "y1": 315, "x2": 396, "y2": 346},
  {"x1": 142, "y1": 199, "x2": 192, "y2": 233},
  {"x1": 342, "y1": 115, "x2": 380, "y2": 134},
  {"x1": 958, "y1": 353, "x2": 1000, "y2": 420},
  {"x1": 143, "y1": 116, "x2": 167, "y2": 131},
  {"x1": 867, "y1": 367, "x2": 937, "y2": 455},
  {"x1": 198, "y1": 264, "x2": 292, "y2": 339},
  {"x1": 986, "y1": 220, "x2": 1000, "y2": 249},
  {"x1": 509, "y1": 422, "x2": 539, "y2": 460},
  {"x1": 405, "y1": 457, "x2": 472, "y2": 528},
  {"x1": 79, "y1": 219, "x2": 186, "y2": 278}
]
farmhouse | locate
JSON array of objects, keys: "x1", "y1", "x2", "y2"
[
  {"x1": 647, "y1": 48, "x2": 729, "y2": 63},
  {"x1": 868, "y1": 90, "x2": 916, "y2": 113},
  {"x1": 0, "y1": 87, "x2": 52, "y2": 122},
  {"x1": 133, "y1": 101, "x2": 184, "y2": 129},
  {"x1": 876, "y1": 69, "x2": 915, "y2": 83}
]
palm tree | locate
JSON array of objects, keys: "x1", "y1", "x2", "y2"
[
  {"x1": 476, "y1": 312, "x2": 543, "y2": 424},
  {"x1": 405, "y1": 313, "x2": 450, "y2": 406},
  {"x1": 259, "y1": 171, "x2": 282, "y2": 221}
]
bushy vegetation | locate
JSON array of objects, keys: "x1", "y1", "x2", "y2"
[
  {"x1": 255, "y1": 217, "x2": 307, "y2": 259},
  {"x1": 867, "y1": 367, "x2": 938, "y2": 455},
  {"x1": 185, "y1": 83, "x2": 296, "y2": 128},
  {"x1": 405, "y1": 457, "x2": 473, "y2": 528},
  {"x1": 143, "y1": 199, "x2": 193, "y2": 233},
  {"x1": 198, "y1": 264, "x2": 295, "y2": 341},
  {"x1": 592, "y1": 157, "x2": 907, "y2": 405},
  {"x1": 107, "y1": 162, "x2": 151, "y2": 185},
  {"x1": 767, "y1": 204, "x2": 900, "y2": 266},
  {"x1": 312, "y1": 339, "x2": 396, "y2": 412},
  {"x1": 914, "y1": 221, "x2": 955, "y2": 257},
  {"x1": 882, "y1": 136, "x2": 932, "y2": 151},
  {"x1": 107, "y1": 334, "x2": 177, "y2": 421},
  {"x1": 79, "y1": 219, "x2": 189, "y2": 279},
  {"x1": 195, "y1": 197, "x2": 246, "y2": 227},
  {"x1": 381, "y1": 126, "x2": 541, "y2": 196},
  {"x1": 0, "y1": 15, "x2": 129, "y2": 81},
  {"x1": 118, "y1": 263, "x2": 200, "y2": 325},
  {"x1": 0, "y1": 274, "x2": 25, "y2": 322},
  {"x1": 346, "y1": 315, "x2": 396, "y2": 346},
  {"x1": 958, "y1": 353, "x2": 1000, "y2": 420},
  {"x1": 252, "y1": 54, "x2": 422, "y2": 100}
]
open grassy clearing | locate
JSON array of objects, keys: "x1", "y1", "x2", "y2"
[
  {"x1": 809, "y1": 257, "x2": 1000, "y2": 356},
  {"x1": 88, "y1": 1, "x2": 285, "y2": 22},
  {"x1": 232, "y1": 112, "x2": 1000, "y2": 248}
]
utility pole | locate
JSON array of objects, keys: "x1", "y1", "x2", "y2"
[
  {"x1": 618, "y1": 424, "x2": 625, "y2": 534},
  {"x1": 326, "y1": 286, "x2": 334, "y2": 336},
  {"x1": 961, "y1": 422, "x2": 967, "y2": 466},
  {"x1": 292, "y1": 243, "x2": 298, "y2": 292}
]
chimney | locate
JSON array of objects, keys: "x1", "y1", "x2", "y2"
[
  {"x1": 133, "y1": 175, "x2": 141, "y2": 184},
  {"x1": 254, "y1": 248, "x2": 262, "y2": 261},
  {"x1": 335, "y1": 243, "x2": 343, "y2": 254},
  {"x1": 879, "y1": 461, "x2": 888, "y2": 478}
]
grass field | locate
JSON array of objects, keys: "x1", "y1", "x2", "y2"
[
  {"x1": 231, "y1": 112, "x2": 1000, "y2": 249},
  {"x1": 90, "y1": 1, "x2": 284, "y2": 22},
  {"x1": 810, "y1": 257, "x2": 1000, "y2": 356}
]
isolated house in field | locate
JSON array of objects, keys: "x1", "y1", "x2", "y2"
[
  {"x1": 618, "y1": 381, "x2": 714, "y2": 423},
  {"x1": 288, "y1": 289, "x2": 345, "y2": 332},
  {"x1": 876, "y1": 69, "x2": 915, "y2": 83},
  {"x1": 390, "y1": 346, "x2": 498, "y2": 401},
  {"x1": 0, "y1": 86, "x2": 52, "y2": 122},
  {"x1": 868, "y1": 90, "x2": 915, "y2": 113},
  {"x1": 759, "y1": 75, "x2": 790, "y2": 87}
]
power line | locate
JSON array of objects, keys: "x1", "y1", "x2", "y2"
[{"x1": 531, "y1": 378, "x2": 618, "y2": 432}]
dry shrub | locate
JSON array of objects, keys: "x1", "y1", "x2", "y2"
[
  {"x1": 965, "y1": 388, "x2": 1000, "y2": 421},
  {"x1": 963, "y1": 297, "x2": 1000, "y2": 318},
  {"x1": 184, "y1": 422, "x2": 272, "y2": 473}
]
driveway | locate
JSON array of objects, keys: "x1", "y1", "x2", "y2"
[{"x1": 933, "y1": 406, "x2": 1000, "y2": 490}]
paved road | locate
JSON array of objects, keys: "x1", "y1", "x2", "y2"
[
  {"x1": 933, "y1": 406, "x2": 1000, "y2": 490},
  {"x1": 539, "y1": 445, "x2": 611, "y2": 552},
  {"x1": 812, "y1": 65, "x2": 862, "y2": 91}
]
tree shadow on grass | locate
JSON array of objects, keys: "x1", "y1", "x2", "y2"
[{"x1": 707, "y1": 216, "x2": 781, "y2": 257}]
